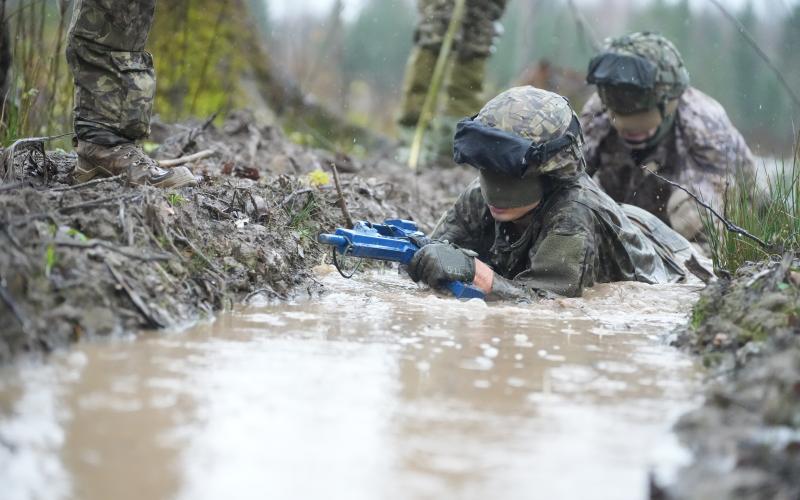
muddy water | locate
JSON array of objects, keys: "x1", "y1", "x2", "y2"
[{"x1": 0, "y1": 268, "x2": 703, "y2": 500}]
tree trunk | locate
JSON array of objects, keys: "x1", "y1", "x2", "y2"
[{"x1": 0, "y1": 0, "x2": 10, "y2": 100}]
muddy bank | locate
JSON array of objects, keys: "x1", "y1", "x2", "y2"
[
  {"x1": 660, "y1": 256, "x2": 800, "y2": 499},
  {"x1": 0, "y1": 112, "x2": 474, "y2": 363}
]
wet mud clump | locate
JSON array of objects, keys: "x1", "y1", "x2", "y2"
[
  {"x1": 660, "y1": 256, "x2": 800, "y2": 500},
  {"x1": 0, "y1": 112, "x2": 474, "y2": 363}
]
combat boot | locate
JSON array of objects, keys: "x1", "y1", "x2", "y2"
[{"x1": 73, "y1": 142, "x2": 198, "y2": 188}]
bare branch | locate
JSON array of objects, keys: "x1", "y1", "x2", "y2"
[
  {"x1": 566, "y1": 0, "x2": 601, "y2": 52},
  {"x1": 641, "y1": 164, "x2": 769, "y2": 249},
  {"x1": 158, "y1": 149, "x2": 217, "y2": 168},
  {"x1": 708, "y1": 0, "x2": 800, "y2": 111},
  {"x1": 329, "y1": 163, "x2": 354, "y2": 228},
  {"x1": 105, "y1": 260, "x2": 164, "y2": 328},
  {"x1": 53, "y1": 239, "x2": 173, "y2": 262},
  {"x1": 49, "y1": 175, "x2": 125, "y2": 192}
]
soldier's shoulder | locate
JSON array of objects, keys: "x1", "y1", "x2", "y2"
[
  {"x1": 579, "y1": 92, "x2": 610, "y2": 133},
  {"x1": 677, "y1": 87, "x2": 739, "y2": 139},
  {"x1": 579, "y1": 92, "x2": 613, "y2": 163},
  {"x1": 580, "y1": 92, "x2": 604, "y2": 115},
  {"x1": 676, "y1": 87, "x2": 752, "y2": 166}
]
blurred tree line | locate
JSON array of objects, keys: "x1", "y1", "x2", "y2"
[
  {"x1": 487, "y1": 0, "x2": 800, "y2": 154},
  {"x1": 270, "y1": 0, "x2": 798, "y2": 155},
  {"x1": 1, "y1": 0, "x2": 798, "y2": 156}
]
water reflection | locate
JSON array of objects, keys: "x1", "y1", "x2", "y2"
[{"x1": 0, "y1": 270, "x2": 702, "y2": 500}]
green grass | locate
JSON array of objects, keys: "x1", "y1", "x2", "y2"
[
  {"x1": 44, "y1": 244, "x2": 57, "y2": 278},
  {"x1": 167, "y1": 193, "x2": 186, "y2": 207},
  {"x1": 701, "y1": 146, "x2": 800, "y2": 272},
  {"x1": 288, "y1": 195, "x2": 319, "y2": 242}
]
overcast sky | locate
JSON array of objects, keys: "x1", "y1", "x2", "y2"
[{"x1": 267, "y1": 0, "x2": 798, "y2": 20}]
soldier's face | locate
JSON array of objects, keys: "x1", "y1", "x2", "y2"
[
  {"x1": 608, "y1": 99, "x2": 679, "y2": 148},
  {"x1": 488, "y1": 202, "x2": 540, "y2": 222},
  {"x1": 609, "y1": 108, "x2": 661, "y2": 145}
]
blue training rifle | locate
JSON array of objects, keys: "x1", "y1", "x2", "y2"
[{"x1": 318, "y1": 219, "x2": 486, "y2": 300}]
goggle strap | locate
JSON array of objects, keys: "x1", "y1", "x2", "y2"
[{"x1": 524, "y1": 115, "x2": 581, "y2": 167}]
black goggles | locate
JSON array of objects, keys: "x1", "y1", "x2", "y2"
[
  {"x1": 586, "y1": 52, "x2": 657, "y2": 90},
  {"x1": 452, "y1": 114, "x2": 582, "y2": 178}
]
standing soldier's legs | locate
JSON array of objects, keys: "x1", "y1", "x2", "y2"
[
  {"x1": 66, "y1": 0, "x2": 196, "y2": 188},
  {"x1": 66, "y1": 0, "x2": 157, "y2": 145},
  {"x1": 443, "y1": 0, "x2": 506, "y2": 118},
  {"x1": 397, "y1": 0, "x2": 452, "y2": 128},
  {"x1": 397, "y1": 46, "x2": 439, "y2": 128}
]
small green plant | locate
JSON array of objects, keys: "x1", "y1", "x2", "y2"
[
  {"x1": 167, "y1": 193, "x2": 186, "y2": 207},
  {"x1": 65, "y1": 228, "x2": 88, "y2": 241},
  {"x1": 288, "y1": 196, "x2": 319, "y2": 241},
  {"x1": 44, "y1": 244, "x2": 57, "y2": 278}
]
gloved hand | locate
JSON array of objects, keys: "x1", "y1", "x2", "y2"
[{"x1": 407, "y1": 242, "x2": 476, "y2": 288}]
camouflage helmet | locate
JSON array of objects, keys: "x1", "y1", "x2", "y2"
[
  {"x1": 587, "y1": 32, "x2": 690, "y2": 114},
  {"x1": 453, "y1": 86, "x2": 584, "y2": 208},
  {"x1": 473, "y1": 86, "x2": 584, "y2": 175}
]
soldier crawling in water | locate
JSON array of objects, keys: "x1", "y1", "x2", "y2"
[
  {"x1": 580, "y1": 32, "x2": 757, "y2": 244},
  {"x1": 405, "y1": 86, "x2": 701, "y2": 299}
]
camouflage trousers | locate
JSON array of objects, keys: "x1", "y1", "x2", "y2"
[
  {"x1": 398, "y1": 0, "x2": 507, "y2": 127},
  {"x1": 66, "y1": 0, "x2": 156, "y2": 146}
]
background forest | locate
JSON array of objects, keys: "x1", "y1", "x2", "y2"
[{"x1": 1, "y1": 0, "x2": 799, "y2": 156}]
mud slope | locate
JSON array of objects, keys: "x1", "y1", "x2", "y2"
[
  {"x1": 0, "y1": 112, "x2": 475, "y2": 362},
  {"x1": 661, "y1": 256, "x2": 800, "y2": 500}
]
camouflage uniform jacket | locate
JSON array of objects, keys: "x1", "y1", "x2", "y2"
[
  {"x1": 432, "y1": 174, "x2": 691, "y2": 299},
  {"x1": 580, "y1": 87, "x2": 756, "y2": 238}
]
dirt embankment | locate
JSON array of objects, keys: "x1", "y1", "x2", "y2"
[
  {"x1": 0, "y1": 112, "x2": 475, "y2": 363},
  {"x1": 659, "y1": 256, "x2": 800, "y2": 500}
]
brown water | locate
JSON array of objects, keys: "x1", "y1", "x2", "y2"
[{"x1": 0, "y1": 268, "x2": 703, "y2": 500}]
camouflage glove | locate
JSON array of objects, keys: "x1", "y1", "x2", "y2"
[{"x1": 408, "y1": 242, "x2": 476, "y2": 288}]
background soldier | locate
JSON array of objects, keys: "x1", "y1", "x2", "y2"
[
  {"x1": 66, "y1": 0, "x2": 196, "y2": 188},
  {"x1": 397, "y1": 0, "x2": 507, "y2": 160},
  {"x1": 581, "y1": 31, "x2": 756, "y2": 243},
  {"x1": 408, "y1": 86, "x2": 696, "y2": 299}
]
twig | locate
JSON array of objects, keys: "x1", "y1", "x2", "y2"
[
  {"x1": 329, "y1": 163, "x2": 354, "y2": 228},
  {"x1": 105, "y1": 260, "x2": 164, "y2": 328},
  {"x1": 201, "y1": 201, "x2": 233, "y2": 220},
  {"x1": 566, "y1": 0, "x2": 601, "y2": 52},
  {"x1": 158, "y1": 149, "x2": 217, "y2": 168},
  {"x1": 1, "y1": 224, "x2": 24, "y2": 252},
  {"x1": 0, "y1": 280, "x2": 30, "y2": 329},
  {"x1": 176, "y1": 112, "x2": 218, "y2": 156},
  {"x1": 244, "y1": 286, "x2": 285, "y2": 302},
  {"x1": 58, "y1": 193, "x2": 142, "y2": 213},
  {"x1": 1, "y1": 134, "x2": 63, "y2": 182},
  {"x1": 8, "y1": 194, "x2": 142, "y2": 226},
  {"x1": 172, "y1": 232, "x2": 223, "y2": 274},
  {"x1": 684, "y1": 254, "x2": 715, "y2": 284},
  {"x1": 708, "y1": 0, "x2": 800, "y2": 111},
  {"x1": 280, "y1": 188, "x2": 313, "y2": 207},
  {"x1": 53, "y1": 239, "x2": 172, "y2": 262},
  {"x1": 0, "y1": 180, "x2": 31, "y2": 192},
  {"x1": 49, "y1": 174, "x2": 125, "y2": 192},
  {"x1": 642, "y1": 164, "x2": 769, "y2": 248}
]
